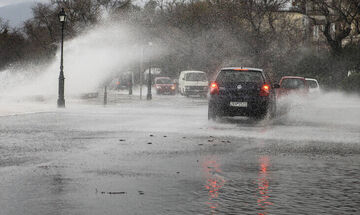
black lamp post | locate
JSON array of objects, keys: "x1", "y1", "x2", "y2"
[
  {"x1": 146, "y1": 42, "x2": 153, "y2": 100},
  {"x1": 57, "y1": 8, "x2": 66, "y2": 108},
  {"x1": 147, "y1": 65, "x2": 152, "y2": 100},
  {"x1": 129, "y1": 72, "x2": 133, "y2": 95}
]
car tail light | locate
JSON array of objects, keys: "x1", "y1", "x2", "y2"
[
  {"x1": 210, "y1": 82, "x2": 219, "y2": 95},
  {"x1": 260, "y1": 84, "x2": 270, "y2": 96}
]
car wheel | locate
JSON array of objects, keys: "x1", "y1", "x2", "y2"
[{"x1": 251, "y1": 109, "x2": 267, "y2": 120}]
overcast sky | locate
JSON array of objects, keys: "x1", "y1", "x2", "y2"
[
  {"x1": 0, "y1": 0, "x2": 50, "y2": 27},
  {"x1": 0, "y1": 0, "x2": 48, "y2": 8}
]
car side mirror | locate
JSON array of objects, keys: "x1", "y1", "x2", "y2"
[{"x1": 273, "y1": 84, "x2": 280, "y2": 89}]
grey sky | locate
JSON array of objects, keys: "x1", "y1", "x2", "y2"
[
  {"x1": 0, "y1": 0, "x2": 144, "y2": 27},
  {"x1": 0, "y1": 0, "x2": 50, "y2": 27},
  {"x1": 0, "y1": 0, "x2": 48, "y2": 8}
]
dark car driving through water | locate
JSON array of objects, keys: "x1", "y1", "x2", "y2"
[{"x1": 208, "y1": 67, "x2": 277, "y2": 120}]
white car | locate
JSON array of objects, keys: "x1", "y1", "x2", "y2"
[{"x1": 305, "y1": 78, "x2": 320, "y2": 93}]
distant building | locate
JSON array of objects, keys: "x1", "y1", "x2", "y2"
[{"x1": 290, "y1": 0, "x2": 360, "y2": 50}]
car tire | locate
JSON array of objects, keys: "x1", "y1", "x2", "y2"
[{"x1": 251, "y1": 108, "x2": 267, "y2": 120}]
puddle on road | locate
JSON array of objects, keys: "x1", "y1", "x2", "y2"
[
  {"x1": 1, "y1": 93, "x2": 359, "y2": 214},
  {"x1": 202, "y1": 156, "x2": 226, "y2": 214}
]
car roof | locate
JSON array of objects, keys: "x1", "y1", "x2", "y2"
[
  {"x1": 305, "y1": 78, "x2": 318, "y2": 81},
  {"x1": 180, "y1": 70, "x2": 205, "y2": 74},
  {"x1": 281, "y1": 76, "x2": 305, "y2": 79},
  {"x1": 155, "y1": 77, "x2": 171, "y2": 79},
  {"x1": 220, "y1": 67, "x2": 263, "y2": 72}
]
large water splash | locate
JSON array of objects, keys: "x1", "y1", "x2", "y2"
[{"x1": 0, "y1": 20, "x2": 162, "y2": 104}]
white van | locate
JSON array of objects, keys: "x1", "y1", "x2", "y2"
[
  {"x1": 305, "y1": 78, "x2": 320, "y2": 93},
  {"x1": 178, "y1": 70, "x2": 208, "y2": 97}
]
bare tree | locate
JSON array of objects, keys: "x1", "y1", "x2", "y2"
[
  {"x1": 0, "y1": 19, "x2": 26, "y2": 69},
  {"x1": 294, "y1": 0, "x2": 360, "y2": 55}
]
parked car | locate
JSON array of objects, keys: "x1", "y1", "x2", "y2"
[
  {"x1": 109, "y1": 75, "x2": 130, "y2": 90},
  {"x1": 116, "y1": 79, "x2": 130, "y2": 90},
  {"x1": 154, "y1": 77, "x2": 176, "y2": 95},
  {"x1": 208, "y1": 67, "x2": 277, "y2": 120},
  {"x1": 178, "y1": 70, "x2": 208, "y2": 97},
  {"x1": 305, "y1": 78, "x2": 320, "y2": 93},
  {"x1": 276, "y1": 76, "x2": 309, "y2": 98}
]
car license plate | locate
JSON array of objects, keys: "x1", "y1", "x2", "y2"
[{"x1": 230, "y1": 102, "x2": 247, "y2": 107}]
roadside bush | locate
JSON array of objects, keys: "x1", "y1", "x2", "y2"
[{"x1": 341, "y1": 72, "x2": 360, "y2": 93}]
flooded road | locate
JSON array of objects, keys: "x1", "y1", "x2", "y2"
[{"x1": 0, "y1": 93, "x2": 359, "y2": 215}]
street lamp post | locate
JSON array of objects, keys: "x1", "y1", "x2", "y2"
[
  {"x1": 147, "y1": 62, "x2": 152, "y2": 100},
  {"x1": 139, "y1": 46, "x2": 143, "y2": 100},
  {"x1": 146, "y1": 42, "x2": 153, "y2": 100},
  {"x1": 57, "y1": 8, "x2": 66, "y2": 108},
  {"x1": 129, "y1": 72, "x2": 133, "y2": 95}
]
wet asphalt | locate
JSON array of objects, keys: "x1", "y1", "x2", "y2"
[{"x1": 0, "y1": 93, "x2": 359, "y2": 215}]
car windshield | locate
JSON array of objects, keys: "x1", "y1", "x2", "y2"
[
  {"x1": 307, "y1": 80, "x2": 318, "y2": 88},
  {"x1": 216, "y1": 70, "x2": 264, "y2": 83},
  {"x1": 185, "y1": 73, "x2": 207, "y2": 81},
  {"x1": 156, "y1": 79, "x2": 172, "y2": 84},
  {"x1": 281, "y1": 78, "x2": 305, "y2": 89}
]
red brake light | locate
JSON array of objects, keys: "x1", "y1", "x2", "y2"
[
  {"x1": 260, "y1": 84, "x2": 270, "y2": 96},
  {"x1": 210, "y1": 82, "x2": 219, "y2": 95}
]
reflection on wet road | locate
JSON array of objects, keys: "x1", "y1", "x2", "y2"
[
  {"x1": 202, "y1": 157, "x2": 225, "y2": 214},
  {"x1": 256, "y1": 156, "x2": 272, "y2": 215},
  {"x1": 0, "y1": 93, "x2": 359, "y2": 214}
]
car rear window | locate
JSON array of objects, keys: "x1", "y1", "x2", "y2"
[
  {"x1": 185, "y1": 73, "x2": 207, "y2": 81},
  {"x1": 156, "y1": 79, "x2": 172, "y2": 84},
  {"x1": 281, "y1": 78, "x2": 305, "y2": 89},
  {"x1": 216, "y1": 70, "x2": 264, "y2": 83}
]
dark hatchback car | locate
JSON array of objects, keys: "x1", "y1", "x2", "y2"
[{"x1": 208, "y1": 67, "x2": 276, "y2": 120}]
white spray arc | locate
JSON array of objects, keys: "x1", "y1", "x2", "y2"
[{"x1": 0, "y1": 20, "x2": 160, "y2": 103}]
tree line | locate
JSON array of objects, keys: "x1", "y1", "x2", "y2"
[{"x1": 1, "y1": 0, "x2": 359, "y2": 91}]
